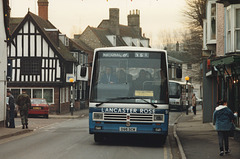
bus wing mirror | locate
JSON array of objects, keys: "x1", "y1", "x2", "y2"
[
  {"x1": 176, "y1": 67, "x2": 182, "y2": 78},
  {"x1": 80, "y1": 66, "x2": 87, "y2": 77}
]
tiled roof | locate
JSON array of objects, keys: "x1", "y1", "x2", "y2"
[
  {"x1": 119, "y1": 25, "x2": 141, "y2": 39},
  {"x1": 29, "y1": 12, "x2": 56, "y2": 29},
  {"x1": 10, "y1": 12, "x2": 76, "y2": 62},
  {"x1": 9, "y1": 18, "x2": 23, "y2": 34},
  {"x1": 71, "y1": 38, "x2": 93, "y2": 53},
  {"x1": 90, "y1": 27, "x2": 113, "y2": 46}
]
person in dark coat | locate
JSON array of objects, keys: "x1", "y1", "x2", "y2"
[
  {"x1": 213, "y1": 100, "x2": 237, "y2": 156},
  {"x1": 99, "y1": 67, "x2": 118, "y2": 84},
  {"x1": 16, "y1": 91, "x2": 31, "y2": 129},
  {"x1": 7, "y1": 90, "x2": 15, "y2": 128}
]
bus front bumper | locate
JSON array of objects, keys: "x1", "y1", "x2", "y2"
[{"x1": 89, "y1": 121, "x2": 168, "y2": 135}]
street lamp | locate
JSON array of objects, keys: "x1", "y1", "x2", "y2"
[
  {"x1": 69, "y1": 78, "x2": 74, "y2": 116},
  {"x1": 185, "y1": 76, "x2": 189, "y2": 115}
]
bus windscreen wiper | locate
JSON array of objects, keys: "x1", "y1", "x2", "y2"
[{"x1": 96, "y1": 96, "x2": 157, "y2": 108}]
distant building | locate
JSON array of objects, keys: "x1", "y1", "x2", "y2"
[
  {"x1": 7, "y1": 0, "x2": 88, "y2": 114},
  {"x1": 74, "y1": 8, "x2": 150, "y2": 50},
  {"x1": 202, "y1": 0, "x2": 240, "y2": 140},
  {"x1": 73, "y1": 8, "x2": 150, "y2": 82}
]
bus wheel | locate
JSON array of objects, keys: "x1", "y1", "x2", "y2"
[{"x1": 94, "y1": 134, "x2": 105, "y2": 142}]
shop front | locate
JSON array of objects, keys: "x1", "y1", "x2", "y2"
[{"x1": 211, "y1": 54, "x2": 240, "y2": 141}]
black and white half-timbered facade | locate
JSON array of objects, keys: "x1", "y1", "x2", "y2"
[{"x1": 7, "y1": 11, "x2": 78, "y2": 114}]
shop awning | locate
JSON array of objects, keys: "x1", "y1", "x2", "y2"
[{"x1": 211, "y1": 54, "x2": 240, "y2": 67}]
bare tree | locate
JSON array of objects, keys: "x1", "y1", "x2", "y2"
[
  {"x1": 181, "y1": 0, "x2": 206, "y2": 59},
  {"x1": 158, "y1": 29, "x2": 185, "y2": 51},
  {"x1": 183, "y1": 0, "x2": 206, "y2": 30}
]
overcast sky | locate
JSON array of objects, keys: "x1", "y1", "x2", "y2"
[{"x1": 9, "y1": 0, "x2": 186, "y2": 48}]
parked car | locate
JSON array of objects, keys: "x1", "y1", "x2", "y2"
[
  {"x1": 29, "y1": 98, "x2": 49, "y2": 118},
  {"x1": 196, "y1": 97, "x2": 203, "y2": 105}
]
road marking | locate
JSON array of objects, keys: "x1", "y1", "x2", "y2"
[{"x1": 164, "y1": 137, "x2": 173, "y2": 159}]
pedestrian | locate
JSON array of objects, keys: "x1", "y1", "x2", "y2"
[
  {"x1": 213, "y1": 100, "x2": 237, "y2": 156},
  {"x1": 7, "y1": 90, "x2": 15, "y2": 128},
  {"x1": 192, "y1": 93, "x2": 197, "y2": 115},
  {"x1": 16, "y1": 91, "x2": 31, "y2": 129},
  {"x1": 5, "y1": 97, "x2": 10, "y2": 128},
  {"x1": 99, "y1": 66, "x2": 118, "y2": 84}
]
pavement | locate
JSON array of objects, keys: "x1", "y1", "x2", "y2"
[
  {"x1": 175, "y1": 109, "x2": 240, "y2": 159},
  {"x1": 1, "y1": 108, "x2": 240, "y2": 159}
]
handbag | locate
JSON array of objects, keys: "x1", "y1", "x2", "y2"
[{"x1": 229, "y1": 122, "x2": 236, "y2": 137}]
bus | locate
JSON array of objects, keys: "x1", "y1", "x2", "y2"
[
  {"x1": 169, "y1": 80, "x2": 193, "y2": 111},
  {"x1": 87, "y1": 47, "x2": 169, "y2": 144}
]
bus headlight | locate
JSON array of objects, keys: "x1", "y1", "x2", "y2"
[
  {"x1": 93, "y1": 112, "x2": 104, "y2": 120},
  {"x1": 154, "y1": 114, "x2": 164, "y2": 122}
]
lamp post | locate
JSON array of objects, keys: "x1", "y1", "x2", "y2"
[
  {"x1": 69, "y1": 78, "x2": 74, "y2": 116},
  {"x1": 185, "y1": 76, "x2": 189, "y2": 115}
]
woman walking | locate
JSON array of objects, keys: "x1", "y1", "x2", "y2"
[{"x1": 213, "y1": 100, "x2": 237, "y2": 156}]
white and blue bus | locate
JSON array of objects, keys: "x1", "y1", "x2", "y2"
[
  {"x1": 169, "y1": 80, "x2": 193, "y2": 111},
  {"x1": 88, "y1": 47, "x2": 169, "y2": 144}
]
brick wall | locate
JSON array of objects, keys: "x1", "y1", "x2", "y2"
[
  {"x1": 60, "y1": 102, "x2": 70, "y2": 114},
  {"x1": 49, "y1": 87, "x2": 60, "y2": 114},
  {"x1": 216, "y1": 3, "x2": 225, "y2": 56}
]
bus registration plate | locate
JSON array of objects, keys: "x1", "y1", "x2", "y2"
[{"x1": 119, "y1": 127, "x2": 137, "y2": 132}]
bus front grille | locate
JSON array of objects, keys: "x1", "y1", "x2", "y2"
[{"x1": 103, "y1": 113, "x2": 153, "y2": 122}]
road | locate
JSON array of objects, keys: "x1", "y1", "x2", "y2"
[{"x1": 0, "y1": 111, "x2": 181, "y2": 159}]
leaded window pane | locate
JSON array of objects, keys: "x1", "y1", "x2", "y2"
[
  {"x1": 236, "y1": 31, "x2": 240, "y2": 50},
  {"x1": 211, "y1": 3, "x2": 216, "y2": 40},
  {"x1": 33, "y1": 89, "x2": 42, "y2": 98},
  {"x1": 236, "y1": 9, "x2": 240, "y2": 28},
  {"x1": 43, "y1": 89, "x2": 53, "y2": 103},
  {"x1": 21, "y1": 58, "x2": 41, "y2": 75}
]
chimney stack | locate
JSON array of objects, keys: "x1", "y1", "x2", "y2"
[
  {"x1": 38, "y1": 0, "x2": 48, "y2": 20},
  {"x1": 128, "y1": 9, "x2": 141, "y2": 36},
  {"x1": 109, "y1": 8, "x2": 120, "y2": 35}
]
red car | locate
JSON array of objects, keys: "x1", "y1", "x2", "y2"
[{"x1": 29, "y1": 98, "x2": 49, "y2": 118}]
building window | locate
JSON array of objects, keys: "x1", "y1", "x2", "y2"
[
  {"x1": 66, "y1": 87, "x2": 69, "y2": 102},
  {"x1": 203, "y1": 19, "x2": 207, "y2": 50},
  {"x1": 227, "y1": 8, "x2": 232, "y2": 52},
  {"x1": 9, "y1": 88, "x2": 54, "y2": 104},
  {"x1": 43, "y1": 89, "x2": 53, "y2": 103},
  {"x1": 65, "y1": 62, "x2": 73, "y2": 73},
  {"x1": 33, "y1": 89, "x2": 42, "y2": 98},
  {"x1": 226, "y1": 4, "x2": 240, "y2": 53},
  {"x1": 236, "y1": 8, "x2": 240, "y2": 50},
  {"x1": 207, "y1": 1, "x2": 216, "y2": 43},
  {"x1": 21, "y1": 58, "x2": 41, "y2": 75},
  {"x1": 210, "y1": 3, "x2": 216, "y2": 40},
  {"x1": 60, "y1": 87, "x2": 65, "y2": 103}
]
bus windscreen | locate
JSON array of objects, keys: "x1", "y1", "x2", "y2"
[{"x1": 90, "y1": 51, "x2": 168, "y2": 104}]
